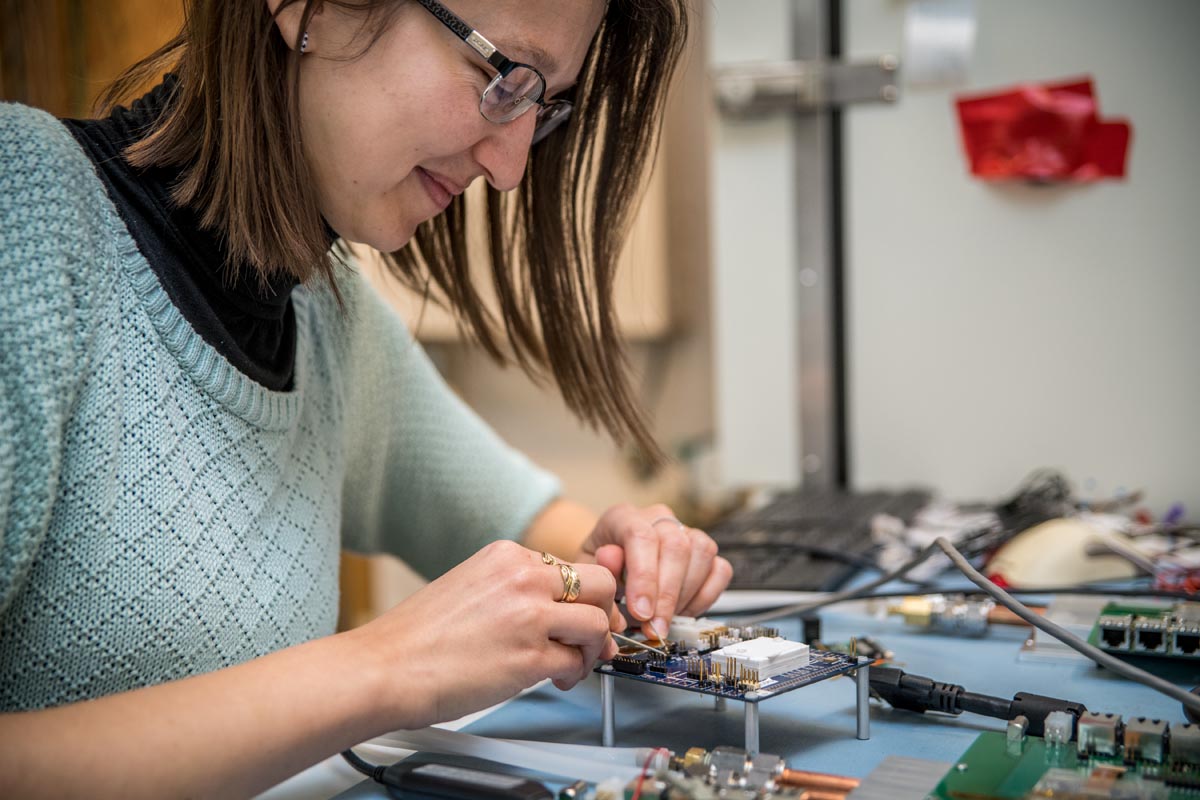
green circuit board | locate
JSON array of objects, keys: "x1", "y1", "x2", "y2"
[
  {"x1": 929, "y1": 731, "x2": 1200, "y2": 799},
  {"x1": 1089, "y1": 602, "x2": 1200, "y2": 661}
]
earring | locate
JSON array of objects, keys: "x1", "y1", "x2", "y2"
[{"x1": 300, "y1": 31, "x2": 309, "y2": 54}]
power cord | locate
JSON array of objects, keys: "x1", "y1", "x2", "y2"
[
  {"x1": 341, "y1": 749, "x2": 385, "y2": 782},
  {"x1": 869, "y1": 666, "x2": 1085, "y2": 736}
]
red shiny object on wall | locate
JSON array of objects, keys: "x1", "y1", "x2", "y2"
[{"x1": 955, "y1": 77, "x2": 1131, "y2": 181}]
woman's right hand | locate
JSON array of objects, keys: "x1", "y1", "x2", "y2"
[{"x1": 346, "y1": 539, "x2": 623, "y2": 729}]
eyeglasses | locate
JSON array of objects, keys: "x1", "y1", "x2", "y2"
[{"x1": 415, "y1": 0, "x2": 573, "y2": 145}]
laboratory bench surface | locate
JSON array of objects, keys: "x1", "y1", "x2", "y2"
[{"x1": 270, "y1": 601, "x2": 1200, "y2": 798}]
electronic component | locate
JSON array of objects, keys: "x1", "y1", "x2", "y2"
[
  {"x1": 666, "y1": 617, "x2": 780, "y2": 653},
  {"x1": 931, "y1": 729, "x2": 1200, "y2": 800},
  {"x1": 611, "y1": 648, "x2": 649, "y2": 675},
  {"x1": 1125, "y1": 717, "x2": 1168, "y2": 763},
  {"x1": 598, "y1": 637, "x2": 868, "y2": 751},
  {"x1": 668, "y1": 746, "x2": 857, "y2": 798},
  {"x1": 668, "y1": 617, "x2": 726, "y2": 651},
  {"x1": 1007, "y1": 715, "x2": 1029, "y2": 745},
  {"x1": 1029, "y1": 767, "x2": 1164, "y2": 799},
  {"x1": 710, "y1": 637, "x2": 810, "y2": 681},
  {"x1": 1170, "y1": 723, "x2": 1200, "y2": 766},
  {"x1": 557, "y1": 780, "x2": 588, "y2": 799},
  {"x1": 1091, "y1": 603, "x2": 1200, "y2": 660},
  {"x1": 888, "y1": 594, "x2": 996, "y2": 637},
  {"x1": 1077, "y1": 711, "x2": 1123, "y2": 756},
  {"x1": 1045, "y1": 710, "x2": 1076, "y2": 745},
  {"x1": 869, "y1": 666, "x2": 1085, "y2": 738}
]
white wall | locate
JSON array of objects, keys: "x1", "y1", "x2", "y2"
[
  {"x1": 709, "y1": 0, "x2": 804, "y2": 488},
  {"x1": 846, "y1": 0, "x2": 1200, "y2": 510}
]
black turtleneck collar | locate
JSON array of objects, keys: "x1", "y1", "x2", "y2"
[{"x1": 63, "y1": 76, "x2": 300, "y2": 392}]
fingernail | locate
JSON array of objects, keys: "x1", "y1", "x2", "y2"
[
  {"x1": 634, "y1": 597, "x2": 653, "y2": 619},
  {"x1": 652, "y1": 618, "x2": 668, "y2": 637}
]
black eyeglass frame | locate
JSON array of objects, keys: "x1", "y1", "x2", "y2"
[{"x1": 414, "y1": 0, "x2": 573, "y2": 144}]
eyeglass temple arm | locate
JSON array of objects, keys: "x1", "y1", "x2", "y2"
[{"x1": 415, "y1": 0, "x2": 515, "y2": 73}]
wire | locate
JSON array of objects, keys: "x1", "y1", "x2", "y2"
[
  {"x1": 341, "y1": 749, "x2": 385, "y2": 782},
  {"x1": 631, "y1": 747, "x2": 668, "y2": 800},
  {"x1": 733, "y1": 538, "x2": 1200, "y2": 713},
  {"x1": 735, "y1": 541, "x2": 945, "y2": 626},
  {"x1": 932, "y1": 537, "x2": 1200, "y2": 716},
  {"x1": 724, "y1": 582, "x2": 1199, "y2": 621}
]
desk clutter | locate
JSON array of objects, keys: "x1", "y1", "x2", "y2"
[{"x1": 340, "y1": 472, "x2": 1198, "y2": 800}]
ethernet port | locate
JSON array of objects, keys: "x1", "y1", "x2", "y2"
[
  {"x1": 1136, "y1": 629, "x2": 1165, "y2": 651},
  {"x1": 1175, "y1": 633, "x2": 1200, "y2": 655},
  {"x1": 1101, "y1": 627, "x2": 1128, "y2": 649}
]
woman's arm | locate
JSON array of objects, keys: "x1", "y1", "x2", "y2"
[
  {"x1": 0, "y1": 540, "x2": 617, "y2": 799},
  {"x1": 522, "y1": 498, "x2": 599, "y2": 559},
  {"x1": 0, "y1": 630, "x2": 392, "y2": 799}
]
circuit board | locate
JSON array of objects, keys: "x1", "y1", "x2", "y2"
[
  {"x1": 595, "y1": 649, "x2": 859, "y2": 704},
  {"x1": 1089, "y1": 602, "x2": 1200, "y2": 661},
  {"x1": 929, "y1": 731, "x2": 1200, "y2": 799}
]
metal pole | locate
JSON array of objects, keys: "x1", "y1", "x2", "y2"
[
  {"x1": 855, "y1": 660, "x2": 870, "y2": 740},
  {"x1": 744, "y1": 692, "x2": 761, "y2": 755},
  {"x1": 601, "y1": 669, "x2": 615, "y2": 747}
]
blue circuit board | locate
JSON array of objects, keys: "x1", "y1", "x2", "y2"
[{"x1": 596, "y1": 649, "x2": 859, "y2": 704}]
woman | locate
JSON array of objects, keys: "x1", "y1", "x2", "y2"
[{"x1": 0, "y1": 0, "x2": 731, "y2": 795}]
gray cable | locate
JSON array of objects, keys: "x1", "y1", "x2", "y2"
[
  {"x1": 734, "y1": 536, "x2": 1200, "y2": 714},
  {"x1": 734, "y1": 542, "x2": 944, "y2": 627},
  {"x1": 933, "y1": 537, "x2": 1200, "y2": 715}
]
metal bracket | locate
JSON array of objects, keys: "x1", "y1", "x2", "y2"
[{"x1": 714, "y1": 56, "x2": 900, "y2": 116}]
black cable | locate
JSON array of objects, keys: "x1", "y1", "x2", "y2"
[
  {"x1": 342, "y1": 749, "x2": 386, "y2": 782},
  {"x1": 870, "y1": 666, "x2": 1086, "y2": 737}
]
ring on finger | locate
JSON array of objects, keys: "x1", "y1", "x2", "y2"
[
  {"x1": 558, "y1": 563, "x2": 581, "y2": 603},
  {"x1": 650, "y1": 516, "x2": 686, "y2": 532},
  {"x1": 541, "y1": 551, "x2": 559, "y2": 565}
]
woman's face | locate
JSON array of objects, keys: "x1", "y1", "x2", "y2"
[{"x1": 275, "y1": 0, "x2": 606, "y2": 252}]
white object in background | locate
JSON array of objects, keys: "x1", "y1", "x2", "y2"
[
  {"x1": 902, "y1": 0, "x2": 977, "y2": 87},
  {"x1": 985, "y1": 519, "x2": 1141, "y2": 588}
]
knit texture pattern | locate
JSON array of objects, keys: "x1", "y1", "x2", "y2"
[{"x1": 0, "y1": 104, "x2": 560, "y2": 711}]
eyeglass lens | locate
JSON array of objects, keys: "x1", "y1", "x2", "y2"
[
  {"x1": 482, "y1": 67, "x2": 545, "y2": 122},
  {"x1": 480, "y1": 66, "x2": 574, "y2": 143}
]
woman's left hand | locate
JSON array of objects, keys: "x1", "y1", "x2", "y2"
[{"x1": 574, "y1": 504, "x2": 732, "y2": 638}]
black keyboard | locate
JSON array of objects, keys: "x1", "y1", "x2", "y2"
[{"x1": 709, "y1": 488, "x2": 931, "y2": 591}]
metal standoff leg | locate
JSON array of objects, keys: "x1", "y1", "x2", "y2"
[
  {"x1": 855, "y1": 660, "x2": 871, "y2": 740},
  {"x1": 744, "y1": 696, "x2": 760, "y2": 755},
  {"x1": 601, "y1": 670, "x2": 615, "y2": 747}
]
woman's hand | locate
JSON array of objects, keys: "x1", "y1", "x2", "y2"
[
  {"x1": 575, "y1": 504, "x2": 733, "y2": 639},
  {"x1": 348, "y1": 540, "x2": 622, "y2": 729}
]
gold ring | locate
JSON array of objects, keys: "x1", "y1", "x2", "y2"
[
  {"x1": 541, "y1": 551, "x2": 559, "y2": 565},
  {"x1": 558, "y1": 563, "x2": 581, "y2": 603}
]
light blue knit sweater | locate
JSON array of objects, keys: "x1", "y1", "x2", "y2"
[{"x1": 0, "y1": 104, "x2": 560, "y2": 711}]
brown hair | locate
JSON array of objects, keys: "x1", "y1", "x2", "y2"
[{"x1": 101, "y1": 0, "x2": 688, "y2": 459}]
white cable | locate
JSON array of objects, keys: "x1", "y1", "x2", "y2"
[
  {"x1": 933, "y1": 537, "x2": 1200, "y2": 715},
  {"x1": 367, "y1": 727, "x2": 645, "y2": 784}
]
